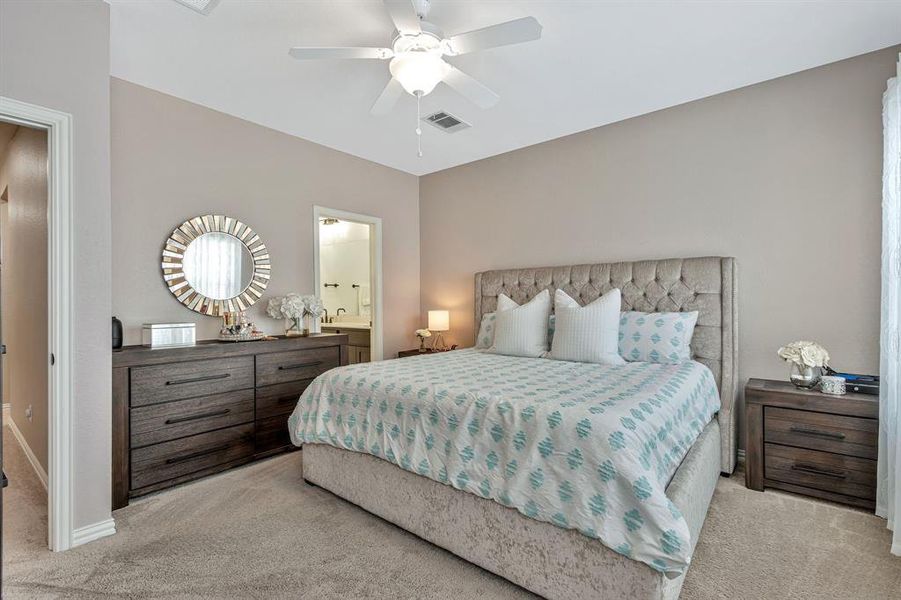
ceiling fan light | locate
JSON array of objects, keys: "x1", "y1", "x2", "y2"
[{"x1": 389, "y1": 52, "x2": 449, "y2": 96}]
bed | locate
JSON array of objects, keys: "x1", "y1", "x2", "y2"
[{"x1": 292, "y1": 257, "x2": 737, "y2": 600}]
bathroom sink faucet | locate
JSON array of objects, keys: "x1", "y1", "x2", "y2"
[{"x1": 336, "y1": 308, "x2": 346, "y2": 319}]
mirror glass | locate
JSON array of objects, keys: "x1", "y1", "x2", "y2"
[{"x1": 182, "y1": 232, "x2": 255, "y2": 300}]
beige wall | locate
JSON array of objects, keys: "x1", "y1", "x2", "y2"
[
  {"x1": 111, "y1": 79, "x2": 420, "y2": 358},
  {"x1": 0, "y1": 126, "x2": 50, "y2": 473},
  {"x1": 1, "y1": 0, "x2": 112, "y2": 529},
  {"x1": 420, "y1": 46, "x2": 900, "y2": 448}
]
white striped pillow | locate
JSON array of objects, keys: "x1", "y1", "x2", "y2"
[
  {"x1": 491, "y1": 290, "x2": 551, "y2": 358},
  {"x1": 550, "y1": 288, "x2": 625, "y2": 365}
]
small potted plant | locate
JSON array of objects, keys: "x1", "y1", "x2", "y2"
[
  {"x1": 777, "y1": 340, "x2": 830, "y2": 389},
  {"x1": 415, "y1": 328, "x2": 432, "y2": 352}
]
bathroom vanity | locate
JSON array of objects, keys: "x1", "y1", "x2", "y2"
[{"x1": 321, "y1": 321, "x2": 370, "y2": 364}]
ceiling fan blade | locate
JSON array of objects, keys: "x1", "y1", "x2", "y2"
[
  {"x1": 442, "y1": 66, "x2": 500, "y2": 109},
  {"x1": 289, "y1": 47, "x2": 393, "y2": 60},
  {"x1": 383, "y1": 0, "x2": 421, "y2": 35},
  {"x1": 370, "y1": 78, "x2": 405, "y2": 116},
  {"x1": 445, "y1": 16, "x2": 542, "y2": 55}
]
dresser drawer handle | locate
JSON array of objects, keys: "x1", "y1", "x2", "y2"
[
  {"x1": 165, "y1": 373, "x2": 231, "y2": 386},
  {"x1": 165, "y1": 444, "x2": 231, "y2": 465},
  {"x1": 791, "y1": 463, "x2": 847, "y2": 479},
  {"x1": 789, "y1": 426, "x2": 846, "y2": 440},
  {"x1": 278, "y1": 361, "x2": 322, "y2": 371},
  {"x1": 165, "y1": 409, "x2": 231, "y2": 425}
]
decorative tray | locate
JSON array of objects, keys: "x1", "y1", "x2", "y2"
[{"x1": 218, "y1": 332, "x2": 267, "y2": 343}]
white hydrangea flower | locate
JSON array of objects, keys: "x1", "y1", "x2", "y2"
[{"x1": 777, "y1": 340, "x2": 830, "y2": 368}]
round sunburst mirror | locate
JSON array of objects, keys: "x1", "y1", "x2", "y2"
[{"x1": 161, "y1": 215, "x2": 271, "y2": 316}]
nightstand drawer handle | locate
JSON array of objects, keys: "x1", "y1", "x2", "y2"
[
  {"x1": 791, "y1": 463, "x2": 847, "y2": 479},
  {"x1": 789, "y1": 426, "x2": 845, "y2": 440}
]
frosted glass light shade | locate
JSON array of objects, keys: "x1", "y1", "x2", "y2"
[
  {"x1": 389, "y1": 52, "x2": 449, "y2": 96},
  {"x1": 428, "y1": 310, "x2": 449, "y2": 332}
]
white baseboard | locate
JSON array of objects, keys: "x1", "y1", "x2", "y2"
[
  {"x1": 72, "y1": 518, "x2": 116, "y2": 547},
  {"x1": 2, "y1": 402, "x2": 9, "y2": 423},
  {"x1": 6, "y1": 417, "x2": 48, "y2": 490}
]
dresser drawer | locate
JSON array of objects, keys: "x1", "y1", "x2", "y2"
[
  {"x1": 764, "y1": 407, "x2": 877, "y2": 459},
  {"x1": 255, "y1": 414, "x2": 295, "y2": 455},
  {"x1": 130, "y1": 389, "x2": 255, "y2": 448},
  {"x1": 256, "y1": 379, "x2": 312, "y2": 420},
  {"x1": 255, "y1": 347, "x2": 339, "y2": 387},
  {"x1": 764, "y1": 443, "x2": 876, "y2": 500},
  {"x1": 131, "y1": 423, "x2": 254, "y2": 490},
  {"x1": 131, "y1": 356, "x2": 254, "y2": 407}
]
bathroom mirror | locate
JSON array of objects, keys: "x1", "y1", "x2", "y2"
[{"x1": 161, "y1": 215, "x2": 270, "y2": 316}]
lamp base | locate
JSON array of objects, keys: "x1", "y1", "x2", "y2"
[{"x1": 431, "y1": 332, "x2": 447, "y2": 351}]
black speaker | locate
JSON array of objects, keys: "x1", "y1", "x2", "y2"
[{"x1": 112, "y1": 316, "x2": 123, "y2": 350}]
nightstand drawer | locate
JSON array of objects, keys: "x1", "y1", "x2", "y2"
[
  {"x1": 764, "y1": 443, "x2": 876, "y2": 501},
  {"x1": 764, "y1": 407, "x2": 877, "y2": 459}
]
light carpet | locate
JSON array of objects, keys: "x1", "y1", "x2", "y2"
[{"x1": 3, "y1": 431, "x2": 899, "y2": 599}]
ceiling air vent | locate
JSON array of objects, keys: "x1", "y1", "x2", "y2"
[{"x1": 423, "y1": 111, "x2": 471, "y2": 134}]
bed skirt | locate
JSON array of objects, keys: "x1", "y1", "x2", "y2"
[{"x1": 302, "y1": 419, "x2": 721, "y2": 600}]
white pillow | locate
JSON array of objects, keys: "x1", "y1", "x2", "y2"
[
  {"x1": 618, "y1": 310, "x2": 699, "y2": 364},
  {"x1": 550, "y1": 289, "x2": 625, "y2": 365},
  {"x1": 491, "y1": 290, "x2": 551, "y2": 358},
  {"x1": 475, "y1": 312, "x2": 555, "y2": 350}
]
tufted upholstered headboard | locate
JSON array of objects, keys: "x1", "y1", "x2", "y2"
[{"x1": 474, "y1": 256, "x2": 737, "y2": 473}]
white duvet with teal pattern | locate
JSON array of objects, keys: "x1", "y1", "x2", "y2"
[{"x1": 288, "y1": 349, "x2": 720, "y2": 575}]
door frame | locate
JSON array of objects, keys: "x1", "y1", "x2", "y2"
[
  {"x1": 312, "y1": 206, "x2": 384, "y2": 361},
  {"x1": 0, "y1": 96, "x2": 76, "y2": 551}
]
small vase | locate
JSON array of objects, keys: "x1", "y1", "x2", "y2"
[
  {"x1": 286, "y1": 317, "x2": 307, "y2": 337},
  {"x1": 310, "y1": 314, "x2": 321, "y2": 335},
  {"x1": 789, "y1": 363, "x2": 822, "y2": 389}
]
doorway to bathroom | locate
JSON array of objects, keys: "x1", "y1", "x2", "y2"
[{"x1": 312, "y1": 206, "x2": 383, "y2": 362}]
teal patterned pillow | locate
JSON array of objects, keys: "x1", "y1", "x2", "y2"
[
  {"x1": 475, "y1": 313, "x2": 496, "y2": 349},
  {"x1": 476, "y1": 313, "x2": 555, "y2": 349},
  {"x1": 618, "y1": 311, "x2": 699, "y2": 364}
]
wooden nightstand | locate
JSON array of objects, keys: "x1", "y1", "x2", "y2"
[
  {"x1": 745, "y1": 378, "x2": 879, "y2": 510},
  {"x1": 397, "y1": 348, "x2": 455, "y2": 358}
]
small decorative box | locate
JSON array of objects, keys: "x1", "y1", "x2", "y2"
[{"x1": 141, "y1": 322, "x2": 196, "y2": 348}]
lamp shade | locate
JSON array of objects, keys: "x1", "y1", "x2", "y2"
[
  {"x1": 389, "y1": 52, "x2": 449, "y2": 96},
  {"x1": 428, "y1": 310, "x2": 449, "y2": 332}
]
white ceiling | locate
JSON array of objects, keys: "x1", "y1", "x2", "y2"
[{"x1": 109, "y1": 1, "x2": 901, "y2": 176}]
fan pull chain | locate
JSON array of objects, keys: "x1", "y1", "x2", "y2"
[{"x1": 416, "y1": 91, "x2": 423, "y2": 158}]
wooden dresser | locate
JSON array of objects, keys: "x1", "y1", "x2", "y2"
[
  {"x1": 112, "y1": 334, "x2": 348, "y2": 510},
  {"x1": 745, "y1": 378, "x2": 879, "y2": 510}
]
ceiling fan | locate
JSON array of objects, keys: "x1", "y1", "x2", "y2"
[{"x1": 288, "y1": 0, "x2": 542, "y2": 156}]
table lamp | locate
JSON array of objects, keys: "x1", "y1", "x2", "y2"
[{"x1": 428, "y1": 310, "x2": 449, "y2": 351}]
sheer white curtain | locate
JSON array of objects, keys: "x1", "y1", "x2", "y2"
[{"x1": 878, "y1": 52, "x2": 901, "y2": 556}]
